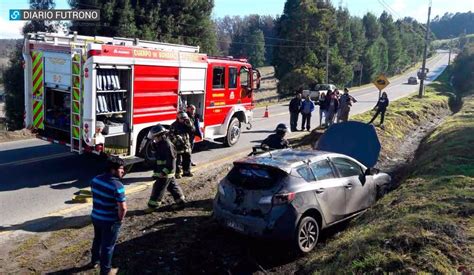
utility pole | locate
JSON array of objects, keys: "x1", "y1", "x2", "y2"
[
  {"x1": 448, "y1": 44, "x2": 452, "y2": 66},
  {"x1": 326, "y1": 34, "x2": 330, "y2": 84},
  {"x1": 418, "y1": 0, "x2": 432, "y2": 98}
]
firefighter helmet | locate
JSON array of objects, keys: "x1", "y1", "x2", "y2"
[
  {"x1": 148, "y1": 124, "x2": 168, "y2": 137},
  {"x1": 177, "y1": 111, "x2": 189, "y2": 120},
  {"x1": 275, "y1": 123, "x2": 289, "y2": 133}
]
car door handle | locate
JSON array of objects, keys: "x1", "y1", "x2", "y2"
[
  {"x1": 315, "y1": 188, "x2": 325, "y2": 194},
  {"x1": 344, "y1": 183, "x2": 353, "y2": 189}
]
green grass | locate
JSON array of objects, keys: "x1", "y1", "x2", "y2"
[
  {"x1": 351, "y1": 77, "x2": 452, "y2": 160},
  {"x1": 300, "y1": 70, "x2": 474, "y2": 273}
]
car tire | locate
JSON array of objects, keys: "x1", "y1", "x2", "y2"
[
  {"x1": 224, "y1": 117, "x2": 241, "y2": 147},
  {"x1": 295, "y1": 216, "x2": 320, "y2": 253}
]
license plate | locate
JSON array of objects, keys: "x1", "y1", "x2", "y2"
[{"x1": 226, "y1": 220, "x2": 244, "y2": 232}]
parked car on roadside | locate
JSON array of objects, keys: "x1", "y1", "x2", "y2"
[
  {"x1": 408, "y1": 76, "x2": 418, "y2": 84},
  {"x1": 213, "y1": 122, "x2": 391, "y2": 253},
  {"x1": 302, "y1": 84, "x2": 337, "y2": 100},
  {"x1": 213, "y1": 149, "x2": 391, "y2": 253}
]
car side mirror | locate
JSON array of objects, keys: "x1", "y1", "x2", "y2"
[{"x1": 365, "y1": 167, "x2": 379, "y2": 176}]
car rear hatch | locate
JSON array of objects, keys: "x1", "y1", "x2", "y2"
[
  {"x1": 218, "y1": 163, "x2": 288, "y2": 217},
  {"x1": 315, "y1": 121, "x2": 381, "y2": 167}
]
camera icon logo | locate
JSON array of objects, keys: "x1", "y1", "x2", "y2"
[{"x1": 10, "y1": 10, "x2": 21, "y2": 20}]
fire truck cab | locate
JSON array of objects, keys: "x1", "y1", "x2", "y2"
[{"x1": 23, "y1": 32, "x2": 259, "y2": 162}]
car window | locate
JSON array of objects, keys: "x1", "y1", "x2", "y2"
[
  {"x1": 310, "y1": 160, "x2": 335, "y2": 180},
  {"x1": 240, "y1": 67, "x2": 249, "y2": 87},
  {"x1": 227, "y1": 164, "x2": 286, "y2": 189},
  {"x1": 228, "y1": 67, "x2": 237, "y2": 88},
  {"x1": 212, "y1": 66, "x2": 225, "y2": 89},
  {"x1": 331, "y1": 157, "x2": 364, "y2": 178},
  {"x1": 296, "y1": 165, "x2": 315, "y2": 182}
]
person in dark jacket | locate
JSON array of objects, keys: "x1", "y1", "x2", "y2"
[
  {"x1": 369, "y1": 92, "x2": 389, "y2": 127},
  {"x1": 300, "y1": 95, "x2": 315, "y2": 131},
  {"x1": 169, "y1": 111, "x2": 195, "y2": 178},
  {"x1": 146, "y1": 124, "x2": 185, "y2": 212},
  {"x1": 325, "y1": 90, "x2": 339, "y2": 126},
  {"x1": 337, "y1": 88, "x2": 357, "y2": 123},
  {"x1": 288, "y1": 92, "x2": 302, "y2": 132},
  {"x1": 261, "y1": 123, "x2": 290, "y2": 150},
  {"x1": 186, "y1": 104, "x2": 202, "y2": 166},
  {"x1": 316, "y1": 91, "x2": 328, "y2": 127}
]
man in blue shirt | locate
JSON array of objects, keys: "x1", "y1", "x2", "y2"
[
  {"x1": 301, "y1": 95, "x2": 315, "y2": 131},
  {"x1": 90, "y1": 156, "x2": 127, "y2": 275}
]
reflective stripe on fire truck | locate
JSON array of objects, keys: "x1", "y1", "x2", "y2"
[
  {"x1": 31, "y1": 51, "x2": 44, "y2": 129},
  {"x1": 71, "y1": 53, "x2": 82, "y2": 139}
]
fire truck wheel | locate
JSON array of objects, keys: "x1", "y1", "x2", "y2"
[{"x1": 224, "y1": 117, "x2": 241, "y2": 147}]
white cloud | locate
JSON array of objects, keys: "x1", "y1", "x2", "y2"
[{"x1": 0, "y1": 17, "x2": 25, "y2": 39}]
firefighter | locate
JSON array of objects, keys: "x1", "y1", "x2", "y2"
[
  {"x1": 169, "y1": 111, "x2": 195, "y2": 178},
  {"x1": 146, "y1": 124, "x2": 185, "y2": 212},
  {"x1": 186, "y1": 104, "x2": 202, "y2": 167},
  {"x1": 261, "y1": 123, "x2": 290, "y2": 150}
]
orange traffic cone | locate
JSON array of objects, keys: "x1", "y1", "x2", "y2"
[{"x1": 263, "y1": 106, "x2": 269, "y2": 118}]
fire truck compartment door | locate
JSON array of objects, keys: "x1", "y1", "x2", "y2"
[
  {"x1": 179, "y1": 68, "x2": 205, "y2": 92},
  {"x1": 43, "y1": 52, "x2": 72, "y2": 89}
]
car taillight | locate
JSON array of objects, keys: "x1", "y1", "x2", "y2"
[
  {"x1": 88, "y1": 49, "x2": 101, "y2": 58},
  {"x1": 272, "y1": 192, "x2": 296, "y2": 205}
]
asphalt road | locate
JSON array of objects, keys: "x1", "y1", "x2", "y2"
[{"x1": 0, "y1": 51, "x2": 450, "y2": 230}]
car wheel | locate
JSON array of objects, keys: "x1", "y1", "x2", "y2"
[
  {"x1": 224, "y1": 117, "x2": 241, "y2": 147},
  {"x1": 295, "y1": 216, "x2": 320, "y2": 253}
]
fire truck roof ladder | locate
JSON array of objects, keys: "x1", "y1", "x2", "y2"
[{"x1": 28, "y1": 32, "x2": 200, "y2": 53}]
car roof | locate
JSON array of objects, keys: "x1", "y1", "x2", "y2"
[{"x1": 234, "y1": 149, "x2": 333, "y2": 173}]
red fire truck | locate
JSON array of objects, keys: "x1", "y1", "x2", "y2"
[{"x1": 23, "y1": 32, "x2": 259, "y2": 163}]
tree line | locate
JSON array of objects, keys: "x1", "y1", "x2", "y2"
[
  {"x1": 431, "y1": 12, "x2": 474, "y2": 40},
  {"x1": 3, "y1": 0, "x2": 430, "y2": 130}
]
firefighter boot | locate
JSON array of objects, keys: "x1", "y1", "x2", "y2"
[
  {"x1": 182, "y1": 171, "x2": 193, "y2": 177},
  {"x1": 145, "y1": 200, "x2": 161, "y2": 213},
  {"x1": 171, "y1": 197, "x2": 186, "y2": 210}
]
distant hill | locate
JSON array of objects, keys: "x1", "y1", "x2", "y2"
[{"x1": 431, "y1": 11, "x2": 474, "y2": 39}]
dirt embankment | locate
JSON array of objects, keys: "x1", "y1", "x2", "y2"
[
  {"x1": 0, "y1": 128, "x2": 35, "y2": 143},
  {"x1": 0, "y1": 74, "x2": 468, "y2": 274}
]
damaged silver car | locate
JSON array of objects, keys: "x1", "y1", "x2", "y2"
[{"x1": 213, "y1": 122, "x2": 391, "y2": 253}]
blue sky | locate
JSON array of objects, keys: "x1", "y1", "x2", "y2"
[{"x1": 1, "y1": 0, "x2": 473, "y2": 39}]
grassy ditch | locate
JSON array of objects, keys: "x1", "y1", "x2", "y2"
[{"x1": 300, "y1": 76, "x2": 473, "y2": 273}]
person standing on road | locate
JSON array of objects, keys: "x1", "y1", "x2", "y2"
[
  {"x1": 368, "y1": 92, "x2": 390, "y2": 128},
  {"x1": 261, "y1": 123, "x2": 290, "y2": 150},
  {"x1": 316, "y1": 91, "x2": 328, "y2": 127},
  {"x1": 300, "y1": 95, "x2": 315, "y2": 131},
  {"x1": 325, "y1": 90, "x2": 339, "y2": 127},
  {"x1": 90, "y1": 156, "x2": 127, "y2": 275},
  {"x1": 146, "y1": 124, "x2": 186, "y2": 212},
  {"x1": 288, "y1": 92, "x2": 302, "y2": 132},
  {"x1": 169, "y1": 111, "x2": 195, "y2": 178},
  {"x1": 186, "y1": 104, "x2": 202, "y2": 167},
  {"x1": 337, "y1": 88, "x2": 358, "y2": 123}
]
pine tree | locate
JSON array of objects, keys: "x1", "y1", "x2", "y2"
[
  {"x1": 229, "y1": 16, "x2": 266, "y2": 67},
  {"x1": 273, "y1": 0, "x2": 335, "y2": 94},
  {"x1": 116, "y1": 0, "x2": 137, "y2": 37},
  {"x1": 380, "y1": 12, "x2": 402, "y2": 74}
]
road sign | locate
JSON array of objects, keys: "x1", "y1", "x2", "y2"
[{"x1": 372, "y1": 74, "x2": 390, "y2": 91}]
